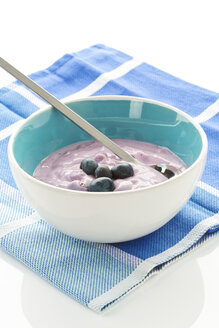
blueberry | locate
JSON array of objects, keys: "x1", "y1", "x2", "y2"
[
  {"x1": 163, "y1": 169, "x2": 175, "y2": 179},
  {"x1": 111, "y1": 162, "x2": 134, "y2": 179},
  {"x1": 80, "y1": 158, "x2": 98, "y2": 175},
  {"x1": 95, "y1": 165, "x2": 112, "y2": 178},
  {"x1": 88, "y1": 177, "x2": 115, "y2": 192}
]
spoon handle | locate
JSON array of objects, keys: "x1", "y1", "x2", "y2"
[{"x1": 0, "y1": 57, "x2": 135, "y2": 163}]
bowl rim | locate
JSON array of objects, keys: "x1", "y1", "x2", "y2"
[{"x1": 8, "y1": 95, "x2": 208, "y2": 196}]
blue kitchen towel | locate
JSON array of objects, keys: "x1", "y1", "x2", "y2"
[{"x1": 0, "y1": 44, "x2": 218, "y2": 312}]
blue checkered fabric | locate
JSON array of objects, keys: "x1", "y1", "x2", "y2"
[{"x1": 0, "y1": 45, "x2": 218, "y2": 312}]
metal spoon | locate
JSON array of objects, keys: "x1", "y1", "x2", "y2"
[{"x1": 0, "y1": 57, "x2": 173, "y2": 176}]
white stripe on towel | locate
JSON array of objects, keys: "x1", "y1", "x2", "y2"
[
  {"x1": 198, "y1": 181, "x2": 219, "y2": 198},
  {"x1": 91, "y1": 242, "x2": 142, "y2": 268},
  {"x1": 194, "y1": 99, "x2": 219, "y2": 123},
  {"x1": 0, "y1": 178, "x2": 30, "y2": 207},
  {"x1": 0, "y1": 212, "x2": 41, "y2": 239},
  {"x1": 7, "y1": 83, "x2": 46, "y2": 108},
  {"x1": 63, "y1": 58, "x2": 142, "y2": 101},
  {"x1": 88, "y1": 213, "x2": 219, "y2": 312},
  {"x1": 0, "y1": 120, "x2": 24, "y2": 141}
]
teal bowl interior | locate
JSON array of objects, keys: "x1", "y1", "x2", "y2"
[{"x1": 13, "y1": 98, "x2": 203, "y2": 176}]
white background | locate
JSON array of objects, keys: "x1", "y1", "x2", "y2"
[{"x1": 0, "y1": 0, "x2": 219, "y2": 327}]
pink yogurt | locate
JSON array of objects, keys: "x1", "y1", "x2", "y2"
[{"x1": 33, "y1": 139, "x2": 187, "y2": 191}]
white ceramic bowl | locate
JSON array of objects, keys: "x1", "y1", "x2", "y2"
[{"x1": 8, "y1": 96, "x2": 207, "y2": 242}]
